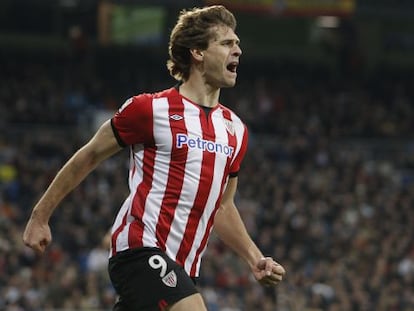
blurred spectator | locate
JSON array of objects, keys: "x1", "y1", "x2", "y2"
[{"x1": 1, "y1": 52, "x2": 413, "y2": 310}]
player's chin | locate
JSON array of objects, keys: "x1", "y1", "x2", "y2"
[{"x1": 222, "y1": 78, "x2": 237, "y2": 88}]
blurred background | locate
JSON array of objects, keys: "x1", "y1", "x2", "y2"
[{"x1": 1, "y1": 0, "x2": 414, "y2": 310}]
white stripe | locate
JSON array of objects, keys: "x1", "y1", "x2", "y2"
[
  {"x1": 165, "y1": 100, "x2": 203, "y2": 261},
  {"x1": 112, "y1": 196, "x2": 139, "y2": 253},
  {"x1": 142, "y1": 98, "x2": 171, "y2": 246},
  {"x1": 115, "y1": 221, "x2": 131, "y2": 252},
  {"x1": 129, "y1": 145, "x2": 144, "y2": 191},
  {"x1": 112, "y1": 147, "x2": 145, "y2": 254},
  {"x1": 229, "y1": 111, "x2": 244, "y2": 166},
  {"x1": 184, "y1": 108, "x2": 228, "y2": 275}
]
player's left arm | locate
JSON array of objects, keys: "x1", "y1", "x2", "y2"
[{"x1": 214, "y1": 176, "x2": 285, "y2": 286}]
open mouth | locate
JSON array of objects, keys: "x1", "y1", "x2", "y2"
[{"x1": 226, "y1": 62, "x2": 238, "y2": 73}]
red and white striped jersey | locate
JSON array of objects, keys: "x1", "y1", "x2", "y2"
[{"x1": 109, "y1": 87, "x2": 248, "y2": 277}]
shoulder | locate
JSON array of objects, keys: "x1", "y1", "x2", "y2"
[
  {"x1": 119, "y1": 87, "x2": 177, "y2": 113},
  {"x1": 153, "y1": 87, "x2": 179, "y2": 99},
  {"x1": 129, "y1": 87, "x2": 178, "y2": 104}
]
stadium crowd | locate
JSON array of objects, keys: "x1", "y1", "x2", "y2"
[{"x1": 0, "y1": 53, "x2": 414, "y2": 311}]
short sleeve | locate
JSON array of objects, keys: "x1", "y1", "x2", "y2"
[
  {"x1": 229, "y1": 124, "x2": 248, "y2": 175},
  {"x1": 111, "y1": 94, "x2": 154, "y2": 147}
]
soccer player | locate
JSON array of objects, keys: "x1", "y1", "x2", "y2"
[{"x1": 23, "y1": 5, "x2": 285, "y2": 311}]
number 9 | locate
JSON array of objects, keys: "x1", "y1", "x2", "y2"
[{"x1": 148, "y1": 255, "x2": 167, "y2": 278}]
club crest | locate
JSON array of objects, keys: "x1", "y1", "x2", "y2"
[
  {"x1": 224, "y1": 118, "x2": 235, "y2": 135},
  {"x1": 162, "y1": 270, "x2": 177, "y2": 288}
]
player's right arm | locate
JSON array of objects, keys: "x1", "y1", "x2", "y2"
[{"x1": 23, "y1": 120, "x2": 122, "y2": 254}]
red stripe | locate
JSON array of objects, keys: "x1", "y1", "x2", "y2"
[
  {"x1": 190, "y1": 108, "x2": 237, "y2": 276},
  {"x1": 111, "y1": 212, "x2": 128, "y2": 257},
  {"x1": 190, "y1": 204, "x2": 217, "y2": 276},
  {"x1": 128, "y1": 96, "x2": 155, "y2": 248},
  {"x1": 222, "y1": 109, "x2": 237, "y2": 176},
  {"x1": 158, "y1": 299, "x2": 169, "y2": 310},
  {"x1": 127, "y1": 96, "x2": 156, "y2": 249},
  {"x1": 175, "y1": 106, "x2": 216, "y2": 266},
  {"x1": 128, "y1": 148, "x2": 157, "y2": 249},
  {"x1": 111, "y1": 147, "x2": 140, "y2": 256},
  {"x1": 155, "y1": 96, "x2": 187, "y2": 251}
]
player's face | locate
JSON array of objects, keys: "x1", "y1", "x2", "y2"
[{"x1": 202, "y1": 25, "x2": 242, "y2": 88}]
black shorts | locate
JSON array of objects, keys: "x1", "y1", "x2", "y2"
[{"x1": 108, "y1": 247, "x2": 198, "y2": 311}]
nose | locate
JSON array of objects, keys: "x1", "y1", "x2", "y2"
[{"x1": 233, "y1": 44, "x2": 242, "y2": 57}]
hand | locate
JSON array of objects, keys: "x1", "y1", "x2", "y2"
[
  {"x1": 22, "y1": 216, "x2": 52, "y2": 255},
  {"x1": 252, "y1": 257, "x2": 285, "y2": 287}
]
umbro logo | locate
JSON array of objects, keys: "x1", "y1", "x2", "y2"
[{"x1": 170, "y1": 114, "x2": 183, "y2": 121}]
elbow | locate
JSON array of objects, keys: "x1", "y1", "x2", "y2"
[{"x1": 219, "y1": 200, "x2": 235, "y2": 213}]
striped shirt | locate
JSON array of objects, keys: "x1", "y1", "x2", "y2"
[{"x1": 110, "y1": 87, "x2": 248, "y2": 277}]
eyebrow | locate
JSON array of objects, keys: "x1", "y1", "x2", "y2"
[{"x1": 220, "y1": 38, "x2": 240, "y2": 45}]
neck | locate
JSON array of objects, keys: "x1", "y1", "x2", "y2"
[{"x1": 179, "y1": 77, "x2": 220, "y2": 108}]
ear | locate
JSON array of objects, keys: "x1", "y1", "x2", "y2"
[{"x1": 190, "y1": 48, "x2": 204, "y2": 62}]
